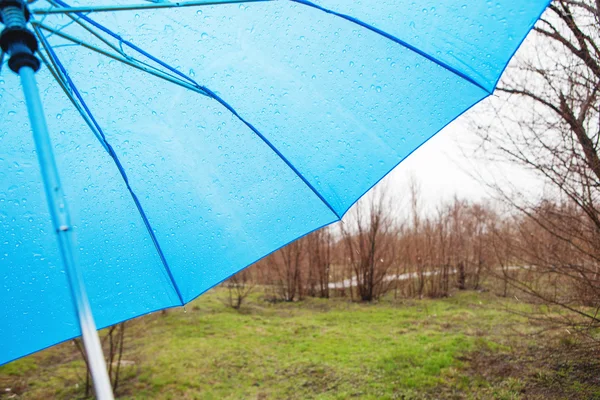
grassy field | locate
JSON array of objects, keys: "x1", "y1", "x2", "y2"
[{"x1": 1, "y1": 288, "x2": 599, "y2": 399}]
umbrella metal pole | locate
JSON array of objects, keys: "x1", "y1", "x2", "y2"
[
  {"x1": 19, "y1": 66, "x2": 115, "y2": 400},
  {"x1": 0, "y1": 1, "x2": 114, "y2": 399}
]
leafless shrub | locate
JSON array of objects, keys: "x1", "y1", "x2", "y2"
[{"x1": 223, "y1": 269, "x2": 256, "y2": 310}]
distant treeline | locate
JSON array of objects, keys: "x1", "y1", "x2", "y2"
[{"x1": 228, "y1": 183, "x2": 597, "y2": 307}]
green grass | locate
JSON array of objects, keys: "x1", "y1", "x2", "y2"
[{"x1": 0, "y1": 289, "x2": 596, "y2": 399}]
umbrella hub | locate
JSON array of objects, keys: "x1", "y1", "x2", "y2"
[{"x1": 0, "y1": 0, "x2": 39, "y2": 73}]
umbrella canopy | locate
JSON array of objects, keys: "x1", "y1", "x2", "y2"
[{"x1": 1, "y1": 0, "x2": 549, "y2": 368}]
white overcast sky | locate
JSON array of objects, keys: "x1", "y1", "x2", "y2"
[{"x1": 380, "y1": 116, "x2": 484, "y2": 210}]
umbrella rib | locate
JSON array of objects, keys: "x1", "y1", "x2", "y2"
[
  {"x1": 42, "y1": 10, "x2": 211, "y2": 98},
  {"x1": 36, "y1": 31, "x2": 187, "y2": 306},
  {"x1": 291, "y1": 0, "x2": 492, "y2": 94},
  {"x1": 47, "y1": 0, "x2": 343, "y2": 219},
  {"x1": 33, "y1": 34, "x2": 110, "y2": 153},
  {"x1": 49, "y1": 0, "x2": 203, "y2": 91},
  {"x1": 33, "y1": 0, "x2": 272, "y2": 14},
  {"x1": 33, "y1": 22, "x2": 210, "y2": 97}
]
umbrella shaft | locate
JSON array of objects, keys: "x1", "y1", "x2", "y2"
[{"x1": 19, "y1": 66, "x2": 115, "y2": 400}]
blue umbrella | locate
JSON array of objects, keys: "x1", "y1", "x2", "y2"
[{"x1": 1, "y1": 0, "x2": 549, "y2": 398}]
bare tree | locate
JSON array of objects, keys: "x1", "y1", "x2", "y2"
[
  {"x1": 341, "y1": 187, "x2": 398, "y2": 302},
  {"x1": 409, "y1": 177, "x2": 427, "y2": 298},
  {"x1": 305, "y1": 227, "x2": 333, "y2": 298},
  {"x1": 74, "y1": 322, "x2": 127, "y2": 397},
  {"x1": 474, "y1": 0, "x2": 600, "y2": 334},
  {"x1": 266, "y1": 239, "x2": 305, "y2": 302}
]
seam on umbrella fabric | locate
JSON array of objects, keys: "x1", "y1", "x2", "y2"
[
  {"x1": 197, "y1": 87, "x2": 342, "y2": 219},
  {"x1": 52, "y1": 0, "x2": 342, "y2": 220},
  {"x1": 291, "y1": 0, "x2": 492, "y2": 95},
  {"x1": 38, "y1": 32, "x2": 186, "y2": 307}
]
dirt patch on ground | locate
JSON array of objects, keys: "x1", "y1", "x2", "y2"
[{"x1": 453, "y1": 339, "x2": 600, "y2": 400}]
